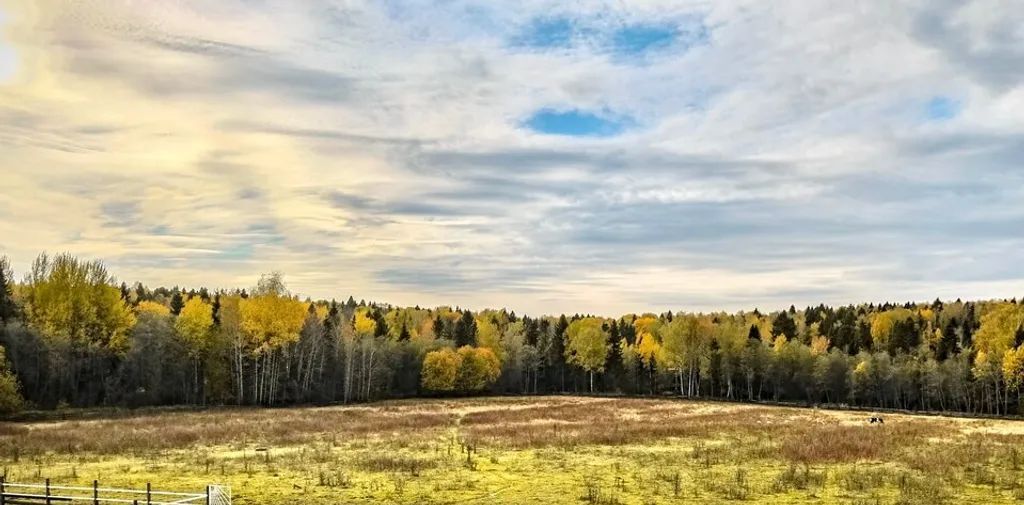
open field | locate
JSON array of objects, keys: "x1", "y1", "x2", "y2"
[{"x1": 1, "y1": 396, "x2": 1024, "y2": 504}]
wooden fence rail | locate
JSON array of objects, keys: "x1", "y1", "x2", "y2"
[{"x1": 0, "y1": 479, "x2": 230, "y2": 505}]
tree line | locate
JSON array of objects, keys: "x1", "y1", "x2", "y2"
[{"x1": 0, "y1": 253, "x2": 1022, "y2": 416}]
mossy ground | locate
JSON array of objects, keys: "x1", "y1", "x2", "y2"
[{"x1": 2, "y1": 396, "x2": 1023, "y2": 504}]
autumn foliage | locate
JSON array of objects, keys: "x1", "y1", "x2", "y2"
[
  {"x1": 2, "y1": 251, "x2": 1024, "y2": 416},
  {"x1": 421, "y1": 346, "x2": 500, "y2": 393}
]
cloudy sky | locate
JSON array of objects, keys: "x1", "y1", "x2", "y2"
[{"x1": 0, "y1": 0, "x2": 1022, "y2": 316}]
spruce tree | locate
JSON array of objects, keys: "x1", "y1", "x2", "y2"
[
  {"x1": 0, "y1": 258, "x2": 16, "y2": 324},
  {"x1": 620, "y1": 319, "x2": 637, "y2": 346},
  {"x1": 524, "y1": 317, "x2": 540, "y2": 346},
  {"x1": 603, "y1": 320, "x2": 624, "y2": 392},
  {"x1": 134, "y1": 282, "x2": 148, "y2": 304},
  {"x1": 432, "y1": 315, "x2": 446, "y2": 340},
  {"x1": 961, "y1": 303, "x2": 976, "y2": 348},
  {"x1": 549, "y1": 315, "x2": 569, "y2": 391},
  {"x1": 454, "y1": 310, "x2": 477, "y2": 347},
  {"x1": 211, "y1": 293, "x2": 222, "y2": 327},
  {"x1": 170, "y1": 290, "x2": 185, "y2": 315},
  {"x1": 936, "y1": 318, "x2": 959, "y2": 360},
  {"x1": 373, "y1": 309, "x2": 389, "y2": 337},
  {"x1": 772, "y1": 311, "x2": 797, "y2": 340},
  {"x1": 323, "y1": 300, "x2": 340, "y2": 342}
]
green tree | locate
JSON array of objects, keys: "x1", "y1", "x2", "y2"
[
  {"x1": 170, "y1": 290, "x2": 185, "y2": 316},
  {"x1": 454, "y1": 310, "x2": 477, "y2": 347},
  {"x1": 936, "y1": 317, "x2": 959, "y2": 360},
  {"x1": 0, "y1": 345, "x2": 24, "y2": 414},
  {"x1": 0, "y1": 257, "x2": 17, "y2": 324},
  {"x1": 602, "y1": 319, "x2": 625, "y2": 392},
  {"x1": 772, "y1": 311, "x2": 797, "y2": 341}
]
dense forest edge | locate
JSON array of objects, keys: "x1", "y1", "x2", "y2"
[{"x1": 0, "y1": 252, "x2": 1022, "y2": 417}]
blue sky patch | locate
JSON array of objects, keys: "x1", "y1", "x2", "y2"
[
  {"x1": 612, "y1": 24, "x2": 678, "y2": 55},
  {"x1": 524, "y1": 109, "x2": 629, "y2": 137},
  {"x1": 509, "y1": 16, "x2": 709, "y2": 57},
  {"x1": 512, "y1": 17, "x2": 575, "y2": 49},
  {"x1": 925, "y1": 96, "x2": 961, "y2": 121}
]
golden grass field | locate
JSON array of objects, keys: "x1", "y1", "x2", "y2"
[{"x1": 2, "y1": 396, "x2": 1024, "y2": 504}]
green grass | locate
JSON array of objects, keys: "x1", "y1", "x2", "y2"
[{"x1": 2, "y1": 396, "x2": 1023, "y2": 504}]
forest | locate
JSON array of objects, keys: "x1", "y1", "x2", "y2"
[{"x1": 0, "y1": 252, "x2": 1022, "y2": 416}]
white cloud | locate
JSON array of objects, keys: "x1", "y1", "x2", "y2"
[{"x1": 0, "y1": 0, "x2": 1022, "y2": 315}]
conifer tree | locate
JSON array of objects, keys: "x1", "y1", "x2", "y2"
[
  {"x1": 454, "y1": 310, "x2": 477, "y2": 347},
  {"x1": 0, "y1": 257, "x2": 16, "y2": 324},
  {"x1": 170, "y1": 290, "x2": 185, "y2": 315}
]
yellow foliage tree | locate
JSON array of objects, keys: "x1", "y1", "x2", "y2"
[
  {"x1": 974, "y1": 303, "x2": 1024, "y2": 359},
  {"x1": 23, "y1": 253, "x2": 135, "y2": 354},
  {"x1": 353, "y1": 309, "x2": 377, "y2": 337},
  {"x1": 475, "y1": 316, "x2": 503, "y2": 361},
  {"x1": 175, "y1": 297, "x2": 214, "y2": 357},
  {"x1": 456, "y1": 346, "x2": 501, "y2": 392},
  {"x1": 851, "y1": 359, "x2": 872, "y2": 402},
  {"x1": 773, "y1": 334, "x2": 787, "y2": 353},
  {"x1": 565, "y1": 318, "x2": 608, "y2": 391},
  {"x1": 421, "y1": 348, "x2": 462, "y2": 391},
  {"x1": 637, "y1": 332, "x2": 660, "y2": 368},
  {"x1": 660, "y1": 314, "x2": 712, "y2": 396},
  {"x1": 808, "y1": 323, "x2": 829, "y2": 356},
  {"x1": 175, "y1": 296, "x2": 216, "y2": 403},
  {"x1": 634, "y1": 315, "x2": 661, "y2": 339},
  {"x1": 240, "y1": 293, "x2": 307, "y2": 354},
  {"x1": 1003, "y1": 346, "x2": 1024, "y2": 393},
  {"x1": 870, "y1": 309, "x2": 912, "y2": 350},
  {"x1": 416, "y1": 316, "x2": 437, "y2": 343},
  {"x1": 238, "y1": 274, "x2": 307, "y2": 404},
  {"x1": 136, "y1": 300, "x2": 171, "y2": 317}
]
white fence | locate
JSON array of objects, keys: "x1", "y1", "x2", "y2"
[{"x1": 0, "y1": 480, "x2": 230, "y2": 505}]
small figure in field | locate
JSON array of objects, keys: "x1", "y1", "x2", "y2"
[{"x1": 868, "y1": 416, "x2": 884, "y2": 424}]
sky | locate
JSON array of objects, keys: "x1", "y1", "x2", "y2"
[{"x1": 0, "y1": 0, "x2": 1023, "y2": 316}]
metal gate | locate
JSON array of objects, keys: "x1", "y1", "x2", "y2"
[
  {"x1": 206, "y1": 485, "x2": 231, "y2": 505},
  {"x1": 0, "y1": 479, "x2": 230, "y2": 505}
]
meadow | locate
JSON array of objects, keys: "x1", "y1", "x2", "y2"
[{"x1": 1, "y1": 396, "x2": 1023, "y2": 504}]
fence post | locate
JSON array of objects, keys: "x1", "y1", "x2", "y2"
[
  {"x1": 206, "y1": 485, "x2": 211, "y2": 505},
  {"x1": 1, "y1": 475, "x2": 6, "y2": 505},
  {"x1": 146, "y1": 483, "x2": 151, "y2": 505},
  {"x1": 45, "y1": 478, "x2": 51, "y2": 505},
  {"x1": 93, "y1": 479, "x2": 99, "y2": 505}
]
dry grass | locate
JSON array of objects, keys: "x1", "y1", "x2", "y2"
[
  {"x1": 1, "y1": 396, "x2": 1022, "y2": 504},
  {"x1": 0, "y1": 405, "x2": 454, "y2": 457}
]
